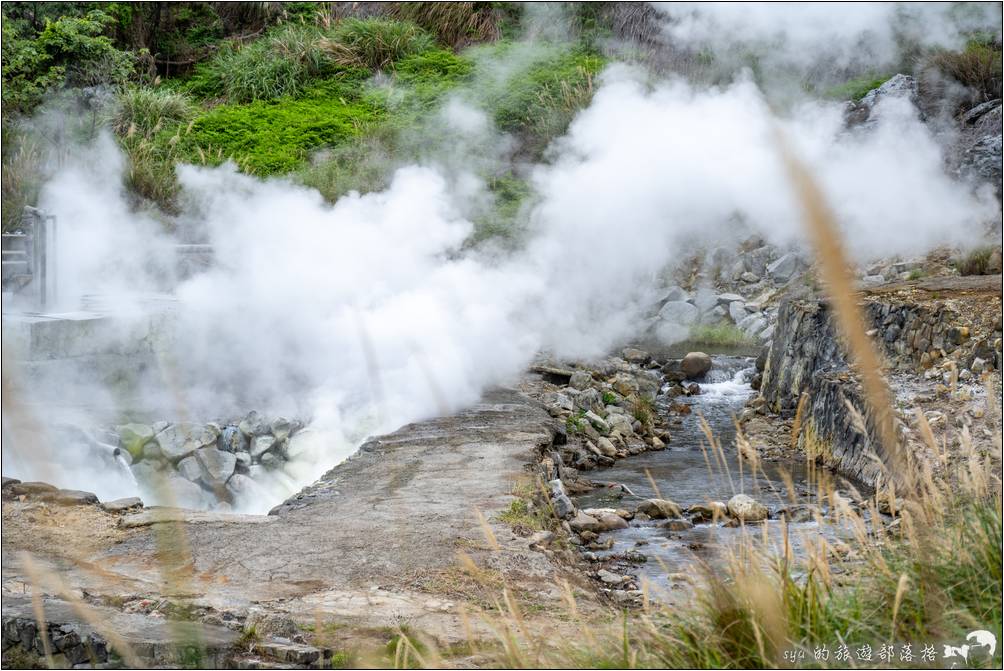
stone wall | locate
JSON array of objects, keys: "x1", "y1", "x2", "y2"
[{"x1": 756, "y1": 284, "x2": 1002, "y2": 485}]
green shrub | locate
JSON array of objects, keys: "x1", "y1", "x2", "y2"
[
  {"x1": 318, "y1": 18, "x2": 434, "y2": 71},
  {"x1": 1, "y1": 9, "x2": 134, "y2": 114},
  {"x1": 926, "y1": 39, "x2": 1003, "y2": 102}
]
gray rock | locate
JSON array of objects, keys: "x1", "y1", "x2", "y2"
[
  {"x1": 849, "y1": 74, "x2": 918, "y2": 125},
  {"x1": 597, "y1": 569, "x2": 628, "y2": 585},
  {"x1": 569, "y1": 511, "x2": 602, "y2": 533},
  {"x1": 270, "y1": 418, "x2": 293, "y2": 441},
  {"x1": 740, "y1": 271, "x2": 760, "y2": 283},
  {"x1": 195, "y1": 447, "x2": 237, "y2": 484},
  {"x1": 569, "y1": 370, "x2": 593, "y2": 390},
  {"x1": 766, "y1": 253, "x2": 799, "y2": 282},
  {"x1": 681, "y1": 351, "x2": 712, "y2": 379},
  {"x1": 260, "y1": 452, "x2": 283, "y2": 469},
  {"x1": 635, "y1": 498, "x2": 683, "y2": 519},
  {"x1": 249, "y1": 435, "x2": 276, "y2": 459},
  {"x1": 862, "y1": 274, "x2": 885, "y2": 286},
  {"x1": 658, "y1": 300, "x2": 700, "y2": 326},
  {"x1": 142, "y1": 442, "x2": 164, "y2": 462},
  {"x1": 161, "y1": 476, "x2": 205, "y2": 508},
  {"x1": 238, "y1": 411, "x2": 268, "y2": 438},
  {"x1": 584, "y1": 411, "x2": 610, "y2": 434},
  {"x1": 595, "y1": 437, "x2": 617, "y2": 457},
  {"x1": 729, "y1": 301, "x2": 747, "y2": 324},
  {"x1": 745, "y1": 246, "x2": 772, "y2": 276},
  {"x1": 727, "y1": 494, "x2": 768, "y2": 522},
  {"x1": 661, "y1": 518, "x2": 694, "y2": 531},
  {"x1": 621, "y1": 348, "x2": 650, "y2": 364},
  {"x1": 716, "y1": 293, "x2": 744, "y2": 306},
  {"x1": 227, "y1": 473, "x2": 267, "y2": 500},
  {"x1": 548, "y1": 479, "x2": 574, "y2": 519},
  {"x1": 101, "y1": 497, "x2": 143, "y2": 513},
  {"x1": 44, "y1": 489, "x2": 99, "y2": 506},
  {"x1": 710, "y1": 305, "x2": 727, "y2": 320},
  {"x1": 156, "y1": 423, "x2": 219, "y2": 461},
  {"x1": 658, "y1": 285, "x2": 688, "y2": 303},
  {"x1": 596, "y1": 513, "x2": 629, "y2": 531},
  {"x1": 176, "y1": 456, "x2": 203, "y2": 483}
]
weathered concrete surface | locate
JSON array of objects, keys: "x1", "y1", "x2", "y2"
[{"x1": 3, "y1": 387, "x2": 578, "y2": 663}]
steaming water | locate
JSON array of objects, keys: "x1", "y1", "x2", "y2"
[{"x1": 575, "y1": 355, "x2": 854, "y2": 596}]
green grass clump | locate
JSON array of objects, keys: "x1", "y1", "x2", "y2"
[
  {"x1": 601, "y1": 391, "x2": 619, "y2": 406},
  {"x1": 955, "y1": 246, "x2": 998, "y2": 276},
  {"x1": 497, "y1": 496, "x2": 548, "y2": 533},
  {"x1": 823, "y1": 73, "x2": 891, "y2": 102},
  {"x1": 480, "y1": 43, "x2": 605, "y2": 156},
  {"x1": 926, "y1": 38, "x2": 1003, "y2": 102},
  {"x1": 167, "y1": 73, "x2": 381, "y2": 175},
  {"x1": 319, "y1": 18, "x2": 435, "y2": 71},
  {"x1": 688, "y1": 323, "x2": 755, "y2": 347},
  {"x1": 113, "y1": 87, "x2": 195, "y2": 136}
]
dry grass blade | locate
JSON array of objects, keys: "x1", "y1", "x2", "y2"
[
  {"x1": 29, "y1": 589, "x2": 55, "y2": 668},
  {"x1": 774, "y1": 130, "x2": 908, "y2": 489}
]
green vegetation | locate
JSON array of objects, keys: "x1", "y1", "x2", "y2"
[
  {"x1": 688, "y1": 323, "x2": 755, "y2": 347},
  {"x1": 601, "y1": 391, "x2": 619, "y2": 406},
  {"x1": 823, "y1": 73, "x2": 891, "y2": 101},
  {"x1": 497, "y1": 496, "x2": 548, "y2": 533},
  {"x1": 926, "y1": 37, "x2": 1003, "y2": 103},
  {"x1": 955, "y1": 245, "x2": 999, "y2": 276}
]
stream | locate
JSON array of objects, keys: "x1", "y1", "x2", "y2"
[{"x1": 574, "y1": 355, "x2": 857, "y2": 595}]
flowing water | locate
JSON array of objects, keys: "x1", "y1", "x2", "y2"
[{"x1": 574, "y1": 355, "x2": 858, "y2": 596}]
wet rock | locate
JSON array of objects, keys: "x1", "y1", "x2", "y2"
[
  {"x1": 217, "y1": 426, "x2": 247, "y2": 453},
  {"x1": 778, "y1": 504, "x2": 820, "y2": 523},
  {"x1": 569, "y1": 511, "x2": 602, "y2": 533},
  {"x1": 156, "y1": 423, "x2": 219, "y2": 462},
  {"x1": 688, "y1": 501, "x2": 728, "y2": 522},
  {"x1": 162, "y1": 475, "x2": 206, "y2": 508},
  {"x1": 658, "y1": 285, "x2": 688, "y2": 303},
  {"x1": 101, "y1": 497, "x2": 143, "y2": 513},
  {"x1": 622, "y1": 348, "x2": 650, "y2": 364},
  {"x1": 195, "y1": 447, "x2": 237, "y2": 484},
  {"x1": 681, "y1": 352, "x2": 712, "y2": 379},
  {"x1": 117, "y1": 424, "x2": 154, "y2": 459},
  {"x1": 635, "y1": 498, "x2": 683, "y2": 519},
  {"x1": 227, "y1": 473, "x2": 266, "y2": 500},
  {"x1": 727, "y1": 494, "x2": 768, "y2": 522},
  {"x1": 661, "y1": 518, "x2": 694, "y2": 531},
  {"x1": 260, "y1": 452, "x2": 283, "y2": 469},
  {"x1": 597, "y1": 513, "x2": 629, "y2": 531}
]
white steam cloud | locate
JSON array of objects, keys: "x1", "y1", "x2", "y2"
[{"x1": 4, "y1": 8, "x2": 1000, "y2": 512}]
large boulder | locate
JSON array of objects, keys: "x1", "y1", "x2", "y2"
[
  {"x1": 117, "y1": 424, "x2": 154, "y2": 459},
  {"x1": 727, "y1": 494, "x2": 768, "y2": 522},
  {"x1": 681, "y1": 352, "x2": 712, "y2": 379},
  {"x1": 195, "y1": 447, "x2": 237, "y2": 485},
  {"x1": 156, "y1": 423, "x2": 219, "y2": 462},
  {"x1": 635, "y1": 498, "x2": 683, "y2": 519},
  {"x1": 766, "y1": 253, "x2": 800, "y2": 283},
  {"x1": 658, "y1": 300, "x2": 700, "y2": 326}
]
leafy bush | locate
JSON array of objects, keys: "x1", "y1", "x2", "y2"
[
  {"x1": 1, "y1": 9, "x2": 134, "y2": 114},
  {"x1": 318, "y1": 18, "x2": 434, "y2": 71},
  {"x1": 113, "y1": 87, "x2": 195, "y2": 136}
]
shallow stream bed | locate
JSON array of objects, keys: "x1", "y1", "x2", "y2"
[{"x1": 574, "y1": 355, "x2": 861, "y2": 596}]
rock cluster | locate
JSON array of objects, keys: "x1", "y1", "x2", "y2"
[
  {"x1": 114, "y1": 411, "x2": 305, "y2": 509},
  {"x1": 2, "y1": 614, "x2": 108, "y2": 667}
]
